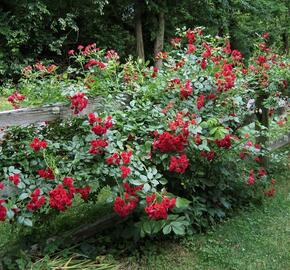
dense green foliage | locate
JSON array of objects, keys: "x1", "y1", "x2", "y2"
[{"x1": 0, "y1": 0, "x2": 289, "y2": 81}]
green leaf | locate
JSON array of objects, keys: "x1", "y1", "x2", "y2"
[
  {"x1": 117, "y1": 141, "x2": 123, "y2": 149},
  {"x1": 162, "y1": 225, "x2": 172, "y2": 235},
  {"x1": 23, "y1": 218, "x2": 33, "y2": 227},
  {"x1": 140, "y1": 175, "x2": 147, "y2": 182},
  {"x1": 220, "y1": 197, "x2": 231, "y2": 209},
  {"x1": 143, "y1": 183, "x2": 150, "y2": 192},
  {"x1": 176, "y1": 197, "x2": 191, "y2": 209},
  {"x1": 159, "y1": 178, "x2": 168, "y2": 185},
  {"x1": 147, "y1": 172, "x2": 153, "y2": 180},
  {"x1": 6, "y1": 209, "x2": 15, "y2": 219},
  {"x1": 152, "y1": 167, "x2": 157, "y2": 175},
  {"x1": 152, "y1": 221, "x2": 162, "y2": 234},
  {"x1": 172, "y1": 225, "x2": 185, "y2": 235},
  {"x1": 18, "y1": 193, "x2": 29, "y2": 200},
  {"x1": 130, "y1": 179, "x2": 143, "y2": 185},
  {"x1": 143, "y1": 221, "x2": 152, "y2": 234}
]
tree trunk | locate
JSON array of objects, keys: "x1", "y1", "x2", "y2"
[
  {"x1": 282, "y1": 32, "x2": 289, "y2": 54},
  {"x1": 135, "y1": 0, "x2": 145, "y2": 60},
  {"x1": 229, "y1": 18, "x2": 238, "y2": 50},
  {"x1": 154, "y1": 11, "x2": 165, "y2": 68}
]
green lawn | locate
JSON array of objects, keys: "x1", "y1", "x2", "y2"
[{"x1": 0, "y1": 96, "x2": 12, "y2": 111}]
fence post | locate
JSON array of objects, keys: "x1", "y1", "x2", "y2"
[{"x1": 255, "y1": 93, "x2": 269, "y2": 168}]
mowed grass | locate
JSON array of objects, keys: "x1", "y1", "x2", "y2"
[
  {"x1": 121, "y1": 171, "x2": 290, "y2": 270},
  {"x1": 0, "y1": 96, "x2": 12, "y2": 111}
]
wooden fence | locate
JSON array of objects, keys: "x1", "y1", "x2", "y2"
[
  {"x1": 0, "y1": 97, "x2": 289, "y2": 250},
  {"x1": 0, "y1": 98, "x2": 289, "y2": 151}
]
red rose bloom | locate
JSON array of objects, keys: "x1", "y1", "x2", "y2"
[
  {"x1": 37, "y1": 168, "x2": 54, "y2": 180},
  {"x1": 113, "y1": 196, "x2": 137, "y2": 217},
  {"x1": 91, "y1": 124, "x2": 107, "y2": 135},
  {"x1": 76, "y1": 186, "x2": 91, "y2": 200},
  {"x1": 30, "y1": 137, "x2": 47, "y2": 152},
  {"x1": 120, "y1": 166, "x2": 131, "y2": 179},
  {"x1": 70, "y1": 92, "x2": 88, "y2": 114},
  {"x1": 120, "y1": 151, "x2": 132, "y2": 164},
  {"x1": 8, "y1": 174, "x2": 20, "y2": 186},
  {"x1": 26, "y1": 188, "x2": 46, "y2": 211},
  {"x1": 145, "y1": 194, "x2": 176, "y2": 220},
  {"x1": 49, "y1": 184, "x2": 73, "y2": 211},
  {"x1": 89, "y1": 138, "x2": 108, "y2": 154},
  {"x1": 169, "y1": 154, "x2": 189, "y2": 174},
  {"x1": 106, "y1": 153, "x2": 121, "y2": 165}
]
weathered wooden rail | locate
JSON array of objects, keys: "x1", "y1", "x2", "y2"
[
  {"x1": 0, "y1": 98, "x2": 289, "y2": 150},
  {"x1": 268, "y1": 133, "x2": 290, "y2": 151},
  {"x1": 0, "y1": 99, "x2": 103, "y2": 127},
  {"x1": 0, "y1": 94, "x2": 131, "y2": 128}
]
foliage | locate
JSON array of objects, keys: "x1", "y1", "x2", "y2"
[
  {"x1": 0, "y1": 29, "x2": 289, "y2": 241},
  {"x1": 0, "y1": 0, "x2": 289, "y2": 82}
]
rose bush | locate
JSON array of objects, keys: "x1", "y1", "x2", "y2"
[{"x1": 0, "y1": 28, "x2": 289, "y2": 237}]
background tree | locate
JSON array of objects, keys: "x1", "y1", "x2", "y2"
[{"x1": 0, "y1": 0, "x2": 288, "y2": 83}]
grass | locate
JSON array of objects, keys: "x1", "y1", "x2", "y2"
[
  {"x1": 123, "y1": 190, "x2": 290, "y2": 269},
  {"x1": 0, "y1": 96, "x2": 12, "y2": 111}
]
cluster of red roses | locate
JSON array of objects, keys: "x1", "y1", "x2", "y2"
[
  {"x1": 70, "y1": 92, "x2": 88, "y2": 114},
  {"x1": 215, "y1": 134, "x2": 232, "y2": 149},
  {"x1": 145, "y1": 193, "x2": 176, "y2": 220},
  {"x1": 153, "y1": 131, "x2": 187, "y2": 153},
  {"x1": 88, "y1": 113, "x2": 114, "y2": 155},
  {"x1": 113, "y1": 183, "x2": 142, "y2": 217},
  {"x1": 105, "y1": 49, "x2": 120, "y2": 61},
  {"x1": 106, "y1": 151, "x2": 133, "y2": 179},
  {"x1": 200, "y1": 150, "x2": 216, "y2": 161},
  {"x1": 169, "y1": 154, "x2": 189, "y2": 174},
  {"x1": 49, "y1": 177, "x2": 91, "y2": 211},
  {"x1": 22, "y1": 63, "x2": 57, "y2": 76},
  {"x1": 215, "y1": 63, "x2": 236, "y2": 92},
  {"x1": 249, "y1": 35, "x2": 287, "y2": 89},
  {"x1": 7, "y1": 91, "x2": 26, "y2": 109},
  {"x1": 89, "y1": 113, "x2": 113, "y2": 135},
  {"x1": 265, "y1": 187, "x2": 276, "y2": 197},
  {"x1": 8, "y1": 173, "x2": 20, "y2": 186},
  {"x1": 153, "y1": 112, "x2": 193, "y2": 174},
  {"x1": 150, "y1": 66, "x2": 159, "y2": 78},
  {"x1": 168, "y1": 112, "x2": 197, "y2": 132},
  {"x1": 37, "y1": 168, "x2": 55, "y2": 180},
  {"x1": 113, "y1": 183, "x2": 177, "y2": 220},
  {"x1": 197, "y1": 95, "x2": 205, "y2": 110},
  {"x1": 68, "y1": 43, "x2": 100, "y2": 56},
  {"x1": 89, "y1": 139, "x2": 108, "y2": 154},
  {"x1": 26, "y1": 188, "x2": 45, "y2": 211},
  {"x1": 49, "y1": 183, "x2": 73, "y2": 211},
  {"x1": 180, "y1": 79, "x2": 192, "y2": 99},
  {"x1": 30, "y1": 137, "x2": 47, "y2": 152},
  {"x1": 84, "y1": 59, "x2": 106, "y2": 69}
]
